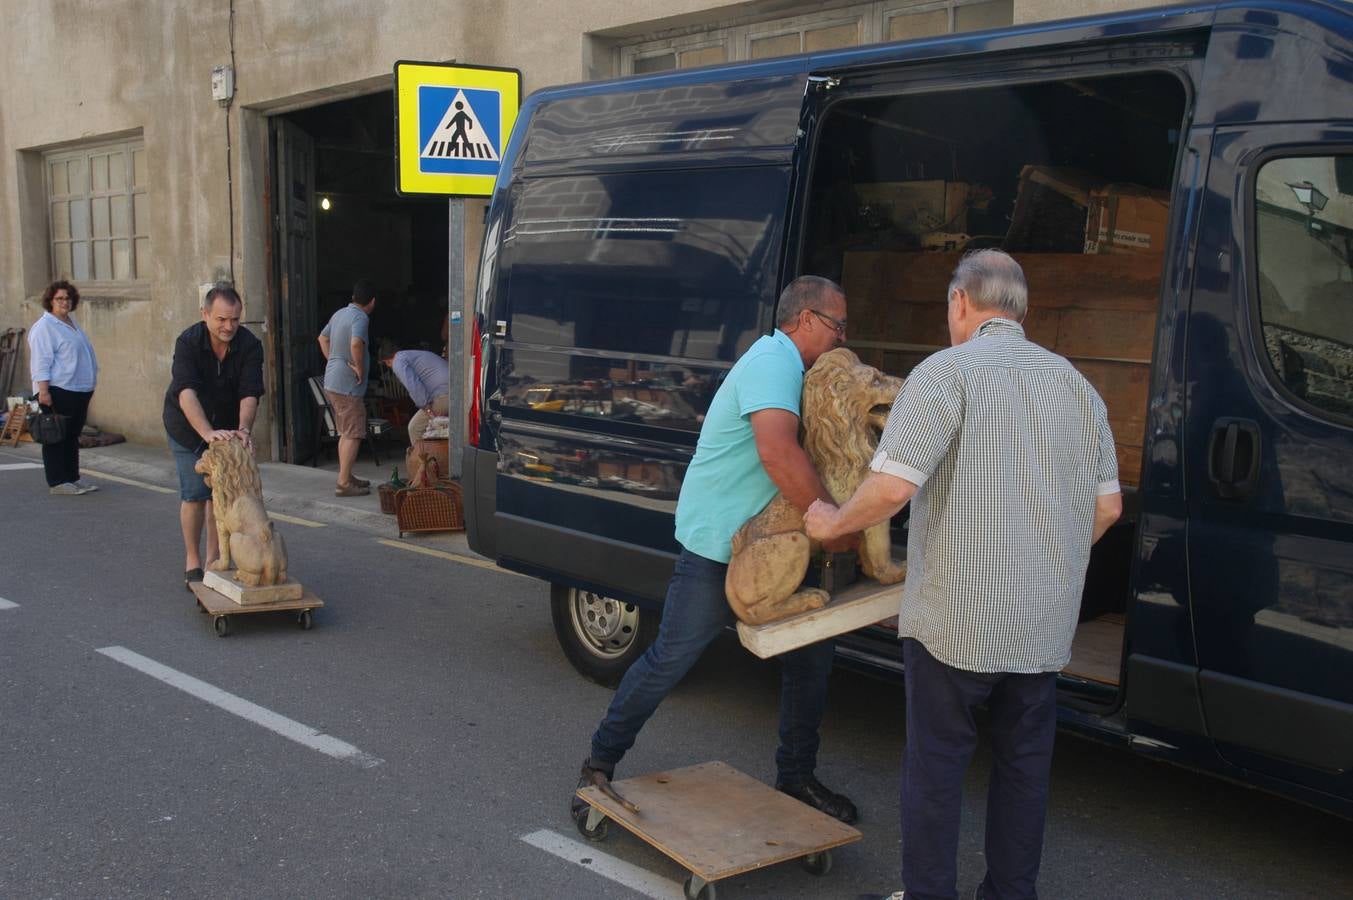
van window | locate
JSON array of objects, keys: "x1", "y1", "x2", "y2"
[
  {"x1": 1255, "y1": 154, "x2": 1353, "y2": 420},
  {"x1": 501, "y1": 167, "x2": 787, "y2": 362}
]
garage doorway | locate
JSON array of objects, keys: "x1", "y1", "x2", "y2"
[{"x1": 270, "y1": 91, "x2": 448, "y2": 463}]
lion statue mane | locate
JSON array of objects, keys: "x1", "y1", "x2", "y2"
[
  {"x1": 194, "y1": 439, "x2": 289, "y2": 587},
  {"x1": 725, "y1": 347, "x2": 907, "y2": 626}
]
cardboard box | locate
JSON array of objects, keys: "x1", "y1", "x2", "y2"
[
  {"x1": 854, "y1": 180, "x2": 969, "y2": 235},
  {"x1": 1084, "y1": 184, "x2": 1170, "y2": 255}
]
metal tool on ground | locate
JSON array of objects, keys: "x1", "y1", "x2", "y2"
[{"x1": 574, "y1": 760, "x2": 861, "y2": 899}]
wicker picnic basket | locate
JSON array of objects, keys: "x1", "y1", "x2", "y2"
[
  {"x1": 378, "y1": 482, "x2": 402, "y2": 515},
  {"x1": 395, "y1": 480, "x2": 465, "y2": 536}
]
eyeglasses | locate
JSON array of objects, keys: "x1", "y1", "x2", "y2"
[{"x1": 808, "y1": 308, "x2": 847, "y2": 337}]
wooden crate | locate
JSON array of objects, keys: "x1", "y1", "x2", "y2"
[{"x1": 843, "y1": 250, "x2": 1162, "y2": 486}]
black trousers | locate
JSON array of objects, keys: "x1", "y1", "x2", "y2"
[
  {"x1": 900, "y1": 637, "x2": 1059, "y2": 900},
  {"x1": 39, "y1": 386, "x2": 92, "y2": 487}
]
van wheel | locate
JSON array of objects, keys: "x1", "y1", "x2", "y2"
[{"x1": 551, "y1": 585, "x2": 659, "y2": 688}]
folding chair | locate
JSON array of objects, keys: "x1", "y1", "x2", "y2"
[{"x1": 306, "y1": 375, "x2": 390, "y2": 466}]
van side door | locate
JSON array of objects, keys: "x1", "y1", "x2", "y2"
[{"x1": 1185, "y1": 124, "x2": 1353, "y2": 800}]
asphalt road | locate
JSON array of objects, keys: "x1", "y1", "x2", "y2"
[{"x1": 2, "y1": 451, "x2": 1350, "y2": 899}]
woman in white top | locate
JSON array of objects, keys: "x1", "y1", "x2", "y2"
[{"x1": 28, "y1": 280, "x2": 99, "y2": 495}]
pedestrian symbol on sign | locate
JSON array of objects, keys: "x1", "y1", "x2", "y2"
[{"x1": 418, "y1": 87, "x2": 501, "y2": 175}]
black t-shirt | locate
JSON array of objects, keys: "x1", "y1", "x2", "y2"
[{"x1": 162, "y1": 322, "x2": 265, "y2": 451}]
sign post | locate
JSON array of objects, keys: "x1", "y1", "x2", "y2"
[{"x1": 394, "y1": 61, "x2": 521, "y2": 478}]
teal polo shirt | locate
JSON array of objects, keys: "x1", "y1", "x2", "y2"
[{"x1": 675, "y1": 330, "x2": 804, "y2": 563}]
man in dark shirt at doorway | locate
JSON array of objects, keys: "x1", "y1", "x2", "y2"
[{"x1": 162, "y1": 284, "x2": 265, "y2": 592}]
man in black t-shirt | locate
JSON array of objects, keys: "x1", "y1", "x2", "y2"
[{"x1": 162, "y1": 285, "x2": 264, "y2": 591}]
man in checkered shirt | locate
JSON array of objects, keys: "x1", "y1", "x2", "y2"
[{"x1": 805, "y1": 249, "x2": 1122, "y2": 900}]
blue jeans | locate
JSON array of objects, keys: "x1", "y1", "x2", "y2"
[
  {"x1": 590, "y1": 548, "x2": 837, "y2": 785},
  {"x1": 900, "y1": 638, "x2": 1058, "y2": 900}
]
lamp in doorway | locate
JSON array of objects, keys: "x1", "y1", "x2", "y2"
[{"x1": 320, "y1": 196, "x2": 332, "y2": 212}]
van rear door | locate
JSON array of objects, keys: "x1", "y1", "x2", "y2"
[{"x1": 485, "y1": 68, "x2": 811, "y2": 603}]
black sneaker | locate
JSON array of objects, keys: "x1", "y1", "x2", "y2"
[
  {"x1": 571, "y1": 760, "x2": 615, "y2": 820},
  {"x1": 776, "y1": 776, "x2": 859, "y2": 825}
]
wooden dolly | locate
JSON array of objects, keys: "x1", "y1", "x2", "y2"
[
  {"x1": 574, "y1": 761, "x2": 861, "y2": 899},
  {"x1": 190, "y1": 581, "x2": 324, "y2": 638}
]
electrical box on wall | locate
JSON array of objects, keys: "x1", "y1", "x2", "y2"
[{"x1": 211, "y1": 65, "x2": 234, "y2": 106}]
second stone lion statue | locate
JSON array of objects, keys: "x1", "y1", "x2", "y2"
[
  {"x1": 194, "y1": 439, "x2": 289, "y2": 587},
  {"x1": 725, "y1": 348, "x2": 907, "y2": 626}
]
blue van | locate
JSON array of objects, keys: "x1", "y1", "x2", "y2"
[{"x1": 463, "y1": 0, "x2": 1353, "y2": 817}]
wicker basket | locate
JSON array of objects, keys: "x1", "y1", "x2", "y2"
[
  {"x1": 395, "y1": 481, "x2": 465, "y2": 536},
  {"x1": 377, "y1": 482, "x2": 402, "y2": 515}
]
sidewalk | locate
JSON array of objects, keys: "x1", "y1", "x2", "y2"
[{"x1": 4, "y1": 437, "x2": 476, "y2": 556}]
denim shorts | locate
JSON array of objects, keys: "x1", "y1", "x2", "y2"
[{"x1": 167, "y1": 433, "x2": 211, "y2": 502}]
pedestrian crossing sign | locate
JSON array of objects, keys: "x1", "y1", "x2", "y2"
[{"x1": 395, "y1": 61, "x2": 521, "y2": 197}]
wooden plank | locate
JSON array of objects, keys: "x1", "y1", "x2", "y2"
[
  {"x1": 843, "y1": 250, "x2": 1164, "y2": 310},
  {"x1": 576, "y1": 761, "x2": 861, "y2": 883},
  {"x1": 1064, "y1": 614, "x2": 1125, "y2": 685},
  {"x1": 203, "y1": 569, "x2": 304, "y2": 605},
  {"x1": 191, "y1": 582, "x2": 323, "y2": 616},
  {"x1": 736, "y1": 578, "x2": 901, "y2": 659}
]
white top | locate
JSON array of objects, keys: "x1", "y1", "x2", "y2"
[{"x1": 29, "y1": 311, "x2": 98, "y2": 392}]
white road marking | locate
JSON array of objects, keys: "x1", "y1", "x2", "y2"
[
  {"x1": 81, "y1": 470, "x2": 175, "y2": 494},
  {"x1": 376, "y1": 538, "x2": 527, "y2": 576},
  {"x1": 519, "y1": 829, "x2": 684, "y2": 899},
  {"x1": 0, "y1": 597, "x2": 18, "y2": 610},
  {"x1": 268, "y1": 512, "x2": 325, "y2": 528},
  {"x1": 96, "y1": 646, "x2": 383, "y2": 768},
  {"x1": 0, "y1": 462, "x2": 43, "y2": 471}
]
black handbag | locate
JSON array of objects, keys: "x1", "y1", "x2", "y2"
[{"x1": 27, "y1": 411, "x2": 69, "y2": 444}]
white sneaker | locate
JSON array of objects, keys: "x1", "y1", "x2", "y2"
[
  {"x1": 49, "y1": 482, "x2": 83, "y2": 495},
  {"x1": 74, "y1": 479, "x2": 98, "y2": 493}
]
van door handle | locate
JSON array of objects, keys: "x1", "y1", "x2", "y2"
[{"x1": 1207, "y1": 418, "x2": 1261, "y2": 500}]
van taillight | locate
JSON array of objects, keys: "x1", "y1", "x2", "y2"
[{"x1": 467, "y1": 318, "x2": 481, "y2": 448}]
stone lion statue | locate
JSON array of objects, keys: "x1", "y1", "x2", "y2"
[
  {"x1": 194, "y1": 439, "x2": 289, "y2": 587},
  {"x1": 725, "y1": 348, "x2": 907, "y2": 626}
]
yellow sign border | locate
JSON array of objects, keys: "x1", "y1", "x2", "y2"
[{"x1": 395, "y1": 61, "x2": 521, "y2": 197}]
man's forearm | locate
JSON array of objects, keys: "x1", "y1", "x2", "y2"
[
  {"x1": 177, "y1": 389, "x2": 215, "y2": 439},
  {"x1": 318, "y1": 335, "x2": 330, "y2": 360},
  {"x1": 806, "y1": 472, "x2": 917, "y2": 542},
  {"x1": 238, "y1": 396, "x2": 259, "y2": 433}
]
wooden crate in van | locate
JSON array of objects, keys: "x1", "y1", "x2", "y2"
[{"x1": 842, "y1": 250, "x2": 1161, "y2": 485}]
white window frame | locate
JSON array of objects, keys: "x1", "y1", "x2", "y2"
[
  {"x1": 616, "y1": 0, "x2": 1014, "y2": 75},
  {"x1": 44, "y1": 137, "x2": 150, "y2": 285}
]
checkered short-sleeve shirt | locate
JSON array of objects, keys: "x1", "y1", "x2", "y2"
[{"x1": 871, "y1": 318, "x2": 1120, "y2": 674}]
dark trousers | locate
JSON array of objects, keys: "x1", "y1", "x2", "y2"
[
  {"x1": 901, "y1": 638, "x2": 1058, "y2": 900},
  {"x1": 39, "y1": 386, "x2": 92, "y2": 487},
  {"x1": 591, "y1": 548, "x2": 837, "y2": 784}
]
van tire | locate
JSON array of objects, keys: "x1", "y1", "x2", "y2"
[{"x1": 551, "y1": 584, "x2": 659, "y2": 687}]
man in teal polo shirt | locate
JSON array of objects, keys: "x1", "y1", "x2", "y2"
[{"x1": 573, "y1": 275, "x2": 861, "y2": 824}]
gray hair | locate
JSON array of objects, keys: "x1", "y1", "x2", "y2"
[
  {"x1": 204, "y1": 283, "x2": 242, "y2": 310},
  {"x1": 948, "y1": 250, "x2": 1027, "y2": 321},
  {"x1": 775, "y1": 275, "x2": 844, "y2": 327}
]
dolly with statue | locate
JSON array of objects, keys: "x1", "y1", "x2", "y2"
[{"x1": 187, "y1": 437, "x2": 324, "y2": 637}]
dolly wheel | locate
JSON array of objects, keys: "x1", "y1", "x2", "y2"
[
  {"x1": 213, "y1": 616, "x2": 230, "y2": 638},
  {"x1": 802, "y1": 849, "x2": 833, "y2": 876},
  {"x1": 575, "y1": 809, "x2": 609, "y2": 842},
  {"x1": 683, "y1": 875, "x2": 716, "y2": 900},
  {"x1": 298, "y1": 609, "x2": 313, "y2": 630}
]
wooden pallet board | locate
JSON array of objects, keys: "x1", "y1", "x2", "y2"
[
  {"x1": 736, "y1": 577, "x2": 901, "y2": 659},
  {"x1": 1065, "y1": 613, "x2": 1125, "y2": 685},
  {"x1": 575, "y1": 761, "x2": 861, "y2": 883},
  {"x1": 191, "y1": 581, "x2": 323, "y2": 617}
]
